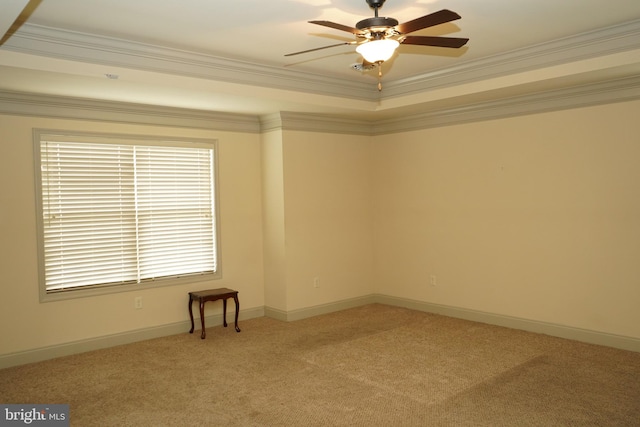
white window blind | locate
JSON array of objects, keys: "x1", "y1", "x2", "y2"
[{"x1": 37, "y1": 134, "x2": 219, "y2": 294}]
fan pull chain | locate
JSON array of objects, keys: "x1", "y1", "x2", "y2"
[{"x1": 377, "y1": 63, "x2": 383, "y2": 91}]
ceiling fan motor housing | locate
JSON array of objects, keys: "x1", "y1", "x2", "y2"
[{"x1": 356, "y1": 16, "x2": 399, "y2": 31}]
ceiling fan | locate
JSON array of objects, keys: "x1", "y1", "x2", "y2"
[{"x1": 285, "y1": 0, "x2": 469, "y2": 90}]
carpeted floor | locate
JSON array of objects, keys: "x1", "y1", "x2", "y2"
[{"x1": 1, "y1": 304, "x2": 639, "y2": 426}]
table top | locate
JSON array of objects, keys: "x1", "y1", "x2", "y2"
[{"x1": 189, "y1": 287, "x2": 237, "y2": 298}]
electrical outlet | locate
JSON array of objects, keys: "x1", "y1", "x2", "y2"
[
  {"x1": 313, "y1": 277, "x2": 320, "y2": 288},
  {"x1": 429, "y1": 275, "x2": 437, "y2": 286},
  {"x1": 134, "y1": 296, "x2": 143, "y2": 309}
]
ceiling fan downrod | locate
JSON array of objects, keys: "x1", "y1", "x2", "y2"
[{"x1": 366, "y1": 0, "x2": 386, "y2": 17}]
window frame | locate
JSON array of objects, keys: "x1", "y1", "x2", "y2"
[{"x1": 33, "y1": 129, "x2": 222, "y2": 302}]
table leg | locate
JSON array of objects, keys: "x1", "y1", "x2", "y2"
[
  {"x1": 199, "y1": 299, "x2": 206, "y2": 339},
  {"x1": 233, "y1": 295, "x2": 241, "y2": 332},
  {"x1": 188, "y1": 296, "x2": 195, "y2": 334},
  {"x1": 223, "y1": 298, "x2": 228, "y2": 328}
]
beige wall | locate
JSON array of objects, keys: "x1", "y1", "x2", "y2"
[
  {"x1": 0, "y1": 115, "x2": 265, "y2": 356},
  {"x1": 280, "y1": 130, "x2": 375, "y2": 311},
  {"x1": 2, "y1": 98, "x2": 639, "y2": 361},
  {"x1": 261, "y1": 129, "x2": 287, "y2": 311},
  {"x1": 261, "y1": 128, "x2": 375, "y2": 314},
  {"x1": 372, "y1": 100, "x2": 640, "y2": 339}
]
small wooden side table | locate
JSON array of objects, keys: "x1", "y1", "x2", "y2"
[{"x1": 188, "y1": 288, "x2": 241, "y2": 339}]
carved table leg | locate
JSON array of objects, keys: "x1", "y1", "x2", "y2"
[
  {"x1": 223, "y1": 298, "x2": 228, "y2": 328},
  {"x1": 233, "y1": 295, "x2": 241, "y2": 332},
  {"x1": 188, "y1": 295, "x2": 195, "y2": 334},
  {"x1": 199, "y1": 299, "x2": 206, "y2": 339}
]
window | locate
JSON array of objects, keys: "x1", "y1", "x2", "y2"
[{"x1": 34, "y1": 130, "x2": 221, "y2": 301}]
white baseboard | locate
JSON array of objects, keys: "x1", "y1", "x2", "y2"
[
  {"x1": 264, "y1": 294, "x2": 640, "y2": 352},
  {"x1": 373, "y1": 294, "x2": 640, "y2": 353},
  {"x1": 264, "y1": 295, "x2": 376, "y2": 322},
  {"x1": 0, "y1": 306, "x2": 264, "y2": 370},
  {"x1": 3, "y1": 295, "x2": 638, "y2": 370}
]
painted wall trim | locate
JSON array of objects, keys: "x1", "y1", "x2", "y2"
[
  {"x1": 373, "y1": 74, "x2": 640, "y2": 135},
  {"x1": 264, "y1": 295, "x2": 376, "y2": 322},
  {"x1": 265, "y1": 75, "x2": 640, "y2": 135},
  {"x1": 0, "y1": 306, "x2": 264, "y2": 370},
  {"x1": 384, "y1": 19, "x2": 640, "y2": 98},
  {"x1": 4, "y1": 23, "x2": 376, "y2": 102},
  {"x1": 265, "y1": 295, "x2": 640, "y2": 353},
  {"x1": 2, "y1": 296, "x2": 638, "y2": 369},
  {"x1": 0, "y1": 90, "x2": 262, "y2": 133},
  {"x1": 260, "y1": 112, "x2": 374, "y2": 136},
  {"x1": 2, "y1": 73, "x2": 639, "y2": 137},
  {"x1": 4, "y1": 19, "x2": 638, "y2": 102},
  {"x1": 374, "y1": 294, "x2": 640, "y2": 353}
]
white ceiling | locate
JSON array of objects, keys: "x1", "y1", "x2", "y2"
[{"x1": 1, "y1": 0, "x2": 640, "y2": 120}]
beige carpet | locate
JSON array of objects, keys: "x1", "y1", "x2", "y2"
[{"x1": 1, "y1": 304, "x2": 639, "y2": 426}]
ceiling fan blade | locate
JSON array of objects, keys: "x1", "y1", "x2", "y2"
[
  {"x1": 284, "y1": 41, "x2": 355, "y2": 57},
  {"x1": 396, "y1": 9, "x2": 461, "y2": 34},
  {"x1": 308, "y1": 20, "x2": 362, "y2": 35},
  {"x1": 401, "y1": 35, "x2": 468, "y2": 48}
]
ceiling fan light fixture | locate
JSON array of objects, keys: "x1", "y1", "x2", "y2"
[{"x1": 356, "y1": 38, "x2": 399, "y2": 63}]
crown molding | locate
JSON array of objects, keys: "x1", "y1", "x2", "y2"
[
  {"x1": 3, "y1": 23, "x2": 377, "y2": 102},
  {"x1": 0, "y1": 89, "x2": 261, "y2": 133},
  {"x1": 264, "y1": 75, "x2": 640, "y2": 135},
  {"x1": 2, "y1": 74, "x2": 639, "y2": 136},
  {"x1": 261, "y1": 112, "x2": 374, "y2": 136},
  {"x1": 383, "y1": 18, "x2": 640, "y2": 98},
  {"x1": 373, "y1": 75, "x2": 640, "y2": 135},
  {"x1": 3, "y1": 19, "x2": 639, "y2": 106}
]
